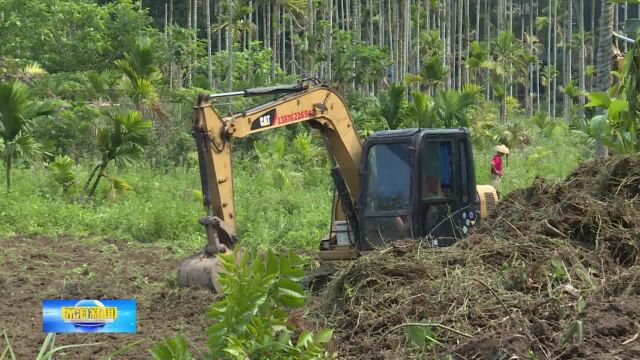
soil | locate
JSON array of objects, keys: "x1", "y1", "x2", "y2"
[
  {"x1": 312, "y1": 155, "x2": 640, "y2": 359},
  {"x1": 0, "y1": 235, "x2": 215, "y2": 359}
]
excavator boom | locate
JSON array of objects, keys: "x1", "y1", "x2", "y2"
[{"x1": 178, "y1": 80, "x2": 363, "y2": 289}]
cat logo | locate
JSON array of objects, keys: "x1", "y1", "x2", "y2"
[
  {"x1": 259, "y1": 114, "x2": 272, "y2": 127},
  {"x1": 251, "y1": 109, "x2": 277, "y2": 130}
]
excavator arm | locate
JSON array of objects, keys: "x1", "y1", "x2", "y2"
[{"x1": 179, "y1": 80, "x2": 362, "y2": 289}]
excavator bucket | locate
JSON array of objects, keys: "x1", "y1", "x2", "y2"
[
  {"x1": 177, "y1": 216, "x2": 236, "y2": 292},
  {"x1": 177, "y1": 252, "x2": 226, "y2": 292}
]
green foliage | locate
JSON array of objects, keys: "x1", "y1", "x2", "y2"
[
  {"x1": 585, "y1": 90, "x2": 640, "y2": 154},
  {"x1": 150, "y1": 335, "x2": 193, "y2": 360},
  {"x1": 420, "y1": 55, "x2": 449, "y2": 88},
  {"x1": 0, "y1": 0, "x2": 156, "y2": 73},
  {"x1": 492, "y1": 121, "x2": 532, "y2": 149},
  {"x1": 116, "y1": 37, "x2": 165, "y2": 118},
  {"x1": 0, "y1": 80, "x2": 53, "y2": 191},
  {"x1": 432, "y1": 87, "x2": 478, "y2": 127},
  {"x1": 0, "y1": 331, "x2": 100, "y2": 360},
  {"x1": 329, "y1": 30, "x2": 391, "y2": 89},
  {"x1": 51, "y1": 154, "x2": 76, "y2": 192},
  {"x1": 83, "y1": 110, "x2": 151, "y2": 198},
  {"x1": 152, "y1": 251, "x2": 335, "y2": 360},
  {"x1": 406, "y1": 321, "x2": 441, "y2": 351},
  {"x1": 98, "y1": 111, "x2": 152, "y2": 167},
  {"x1": 407, "y1": 91, "x2": 436, "y2": 127},
  {"x1": 379, "y1": 84, "x2": 408, "y2": 129}
]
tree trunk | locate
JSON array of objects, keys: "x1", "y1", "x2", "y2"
[
  {"x1": 546, "y1": 1, "x2": 552, "y2": 117},
  {"x1": 528, "y1": 0, "x2": 534, "y2": 118},
  {"x1": 193, "y1": 0, "x2": 198, "y2": 36},
  {"x1": 5, "y1": 154, "x2": 12, "y2": 192},
  {"x1": 464, "y1": 0, "x2": 470, "y2": 84},
  {"x1": 206, "y1": 0, "x2": 212, "y2": 89},
  {"x1": 187, "y1": 0, "x2": 193, "y2": 87},
  {"x1": 578, "y1": 0, "x2": 586, "y2": 118},
  {"x1": 216, "y1": 1, "x2": 222, "y2": 52},
  {"x1": 485, "y1": 0, "x2": 491, "y2": 98},
  {"x1": 403, "y1": 0, "x2": 410, "y2": 82},
  {"x1": 476, "y1": 0, "x2": 480, "y2": 40},
  {"x1": 327, "y1": 0, "x2": 333, "y2": 82},
  {"x1": 227, "y1": 0, "x2": 232, "y2": 92},
  {"x1": 379, "y1": 0, "x2": 384, "y2": 48},
  {"x1": 552, "y1": 0, "x2": 557, "y2": 118},
  {"x1": 306, "y1": 0, "x2": 314, "y2": 76},
  {"x1": 290, "y1": 16, "x2": 295, "y2": 75},
  {"x1": 564, "y1": 0, "x2": 573, "y2": 123},
  {"x1": 88, "y1": 163, "x2": 108, "y2": 198},
  {"x1": 595, "y1": 1, "x2": 614, "y2": 158}
]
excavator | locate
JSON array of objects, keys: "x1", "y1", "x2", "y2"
[{"x1": 177, "y1": 79, "x2": 498, "y2": 291}]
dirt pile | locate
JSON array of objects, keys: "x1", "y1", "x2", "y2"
[{"x1": 314, "y1": 155, "x2": 640, "y2": 359}]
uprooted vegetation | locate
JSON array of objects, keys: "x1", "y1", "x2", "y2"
[{"x1": 313, "y1": 155, "x2": 640, "y2": 359}]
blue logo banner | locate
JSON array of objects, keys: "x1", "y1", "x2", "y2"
[{"x1": 43, "y1": 299, "x2": 136, "y2": 333}]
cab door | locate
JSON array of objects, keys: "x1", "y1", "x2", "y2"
[
  {"x1": 418, "y1": 135, "x2": 476, "y2": 245},
  {"x1": 358, "y1": 141, "x2": 415, "y2": 250}
]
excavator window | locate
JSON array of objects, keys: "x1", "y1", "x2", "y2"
[
  {"x1": 361, "y1": 142, "x2": 413, "y2": 249},
  {"x1": 364, "y1": 143, "x2": 412, "y2": 212},
  {"x1": 421, "y1": 140, "x2": 454, "y2": 199}
]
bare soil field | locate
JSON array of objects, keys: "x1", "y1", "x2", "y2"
[{"x1": 0, "y1": 235, "x2": 215, "y2": 359}]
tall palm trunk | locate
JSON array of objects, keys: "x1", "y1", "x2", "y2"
[
  {"x1": 595, "y1": 1, "x2": 614, "y2": 158},
  {"x1": 475, "y1": 0, "x2": 480, "y2": 41},
  {"x1": 206, "y1": 0, "x2": 212, "y2": 88},
  {"x1": 464, "y1": 0, "x2": 470, "y2": 84},
  {"x1": 552, "y1": 0, "x2": 557, "y2": 118},
  {"x1": 564, "y1": 0, "x2": 573, "y2": 123},
  {"x1": 5, "y1": 154, "x2": 12, "y2": 192},
  {"x1": 546, "y1": 2, "x2": 552, "y2": 117},
  {"x1": 327, "y1": 0, "x2": 333, "y2": 81},
  {"x1": 485, "y1": 0, "x2": 491, "y2": 98},
  {"x1": 226, "y1": 0, "x2": 232, "y2": 92},
  {"x1": 528, "y1": 0, "x2": 535, "y2": 118},
  {"x1": 403, "y1": 0, "x2": 410, "y2": 82},
  {"x1": 187, "y1": 0, "x2": 192, "y2": 87},
  {"x1": 578, "y1": 0, "x2": 586, "y2": 118}
]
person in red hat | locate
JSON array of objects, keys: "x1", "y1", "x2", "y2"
[{"x1": 491, "y1": 144, "x2": 509, "y2": 191}]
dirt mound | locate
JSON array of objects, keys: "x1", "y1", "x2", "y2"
[
  {"x1": 314, "y1": 156, "x2": 640, "y2": 359},
  {"x1": 0, "y1": 236, "x2": 216, "y2": 359}
]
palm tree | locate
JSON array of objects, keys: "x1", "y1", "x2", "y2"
[
  {"x1": 379, "y1": 84, "x2": 408, "y2": 129},
  {"x1": 433, "y1": 86, "x2": 478, "y2": 127},
  {"x1": 83, "y1": 111, "x2": 151, "y2": 198},
  {"x1": 487, "y1": 31, "x2": 531, "y2": 123},
  {"x1": 115, "y1": 37, "x2": 165, "y2": 120},
  {"x1": 407, "y1": 91, "x2": 436, "y2": 127},
  {"x1": 0, "y1": 81, "x2": 53, "y2": 192}
]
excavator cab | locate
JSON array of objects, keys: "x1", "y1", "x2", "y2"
[{"x1": 357, "y1": 128, "x2": 480, "y2": 251}]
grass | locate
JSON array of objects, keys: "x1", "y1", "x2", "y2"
[
  {"x1": 0, "y1": 156, "x2": 333, "y2": 253},
  {"x1": 0, "y1": 126, "x2": 591, "y2": 253},
  {"x1": 474, "y1": 129, "x2": 592, "y2": 194}
]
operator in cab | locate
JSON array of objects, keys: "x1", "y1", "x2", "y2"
[{"x1": 491, "y1": 144, "x2": 509, "y2": 192}]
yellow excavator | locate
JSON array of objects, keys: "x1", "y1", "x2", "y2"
[{"x1": 177, "y1": 79, "x2": 498, "y2": 291}]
